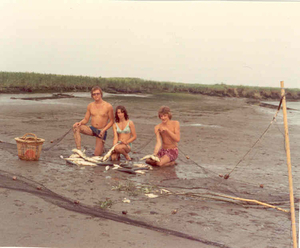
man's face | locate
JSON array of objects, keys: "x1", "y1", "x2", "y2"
[
  {"x1": 160, "y1": 114, "x2": 169, "y2": 123},
  {"x1": 92, "y1": 90, "x2": 102, "y2": 99}
]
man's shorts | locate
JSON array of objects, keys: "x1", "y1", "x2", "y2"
[
  {"x1": 90, "y1": 126, "x2": 107, "y2": 140},
  {"x1": 157, "y1": 148, "x2": 178, "y2": 162}
]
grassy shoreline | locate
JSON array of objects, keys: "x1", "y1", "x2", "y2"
[{"x1": 1, "y1": 71, "x2": 299, "y2": 100}]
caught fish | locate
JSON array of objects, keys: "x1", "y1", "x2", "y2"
[
  {"x1": 63, "y1": 156, "x2": 97, "y2": 167},
  {"x1": 145, "y1": 193, "x2": 159, "y2": 198},
  {"x1": 140, "y1": 154, "x2": 160, "y2": 162},
  {"x1": 69, "y1": 153, "x2": 81, "y2": 158},
  {"x1": 112, "y1": 164, "x2": 121, "y2": 170},
  {"x1": 64, "y1": 157, "x2": 85, "y2": 162},
  {"x1": 102, "y1": 142, "x2": 120, "y2": 162},
  {"x1": 84, "y1": 157, "x2": 101, "y2": 163},
  {"x1": 133, "y1": 163, "x2": 153, "y2": 170},
  {"x1": 135, "y1": 170, "x2": 146, "y2": 175},
  {"x1": 91, "y1": 156, "x2": 103, "y2": 161},
  {"x1": 72, "y1": 148, "x2": 87, "y2": 159},
  {"x1": 71, "y1": 160, "x2": 97, "y2": 167}
]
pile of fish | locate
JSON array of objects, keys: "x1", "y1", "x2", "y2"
[
  {"x1": 60, "y1": 148, "x2": 153, "y2": 175},
  {"x1": 60, "y1": 149, "x2": 104, "y2": 167}
]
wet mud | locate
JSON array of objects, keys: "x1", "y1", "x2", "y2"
[{"x1": 0, "y1": 92, "x2": 299, "y2": 248}]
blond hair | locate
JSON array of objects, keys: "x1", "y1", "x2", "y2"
[{"x1": 158, "y1": 106, "x2": 172, "y2": 119}]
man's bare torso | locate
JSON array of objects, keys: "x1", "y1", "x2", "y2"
[
  {"x1": 89, "y1": 101, "x2": 111, "y2": 129},
  {"x1": 157, "y1": 120, "x2": 178, "y2": 149}
]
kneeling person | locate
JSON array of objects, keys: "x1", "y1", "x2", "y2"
[
  {"x1": 73, "y1": 86, "x2": 114, "y2": 156},
  {"x1": 111, "y1": 106, "x2": 137, "y2": 161},
  {"x1": 146, "y1": 106, "x2": 180, "y2": 167}
]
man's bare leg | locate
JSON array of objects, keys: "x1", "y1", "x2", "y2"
[
  {"x1": 94, "y1": 137, "x2": 104, "y2": 156},
  {"x1": 73, "y1": 125, "x2": 93, "y2": 150},
  {"x1": 156, "y1": 155, "x2": 176, "y2": 167}
]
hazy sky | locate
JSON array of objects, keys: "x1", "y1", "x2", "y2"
[{"x1": 0, "y1": 0, "x2": 299, "y2": 88}]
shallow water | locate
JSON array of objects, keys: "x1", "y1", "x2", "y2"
[{"x1": 260, "y1": 100, "x2": 300, "y2": 126}]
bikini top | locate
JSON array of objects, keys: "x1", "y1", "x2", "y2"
[{"x1": 116, "y1": 121, "x2": 131, "y2": 134}]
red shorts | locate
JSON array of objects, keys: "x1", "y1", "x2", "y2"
[{"x1": 157, "y1": 148, "x2": 178, "y2": 162}]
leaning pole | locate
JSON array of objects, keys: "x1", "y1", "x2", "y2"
[{"x1": 280, "y1": 81, "x2": 297, "y2": 248}]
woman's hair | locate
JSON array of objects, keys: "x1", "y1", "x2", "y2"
[
  {"x1": 90, "y1": 86, "x2": 103, "y2": 97},
  {"x1": 115, "y1": 105, "x2": 129, "y2": 122},
  {"x1": 158, "y1": 106, "x2": 172, "y2": 119}
]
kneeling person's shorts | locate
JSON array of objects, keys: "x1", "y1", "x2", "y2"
[
  {"x1": 90, "y1": 126, "x2": 107, "y2": 140},
  {"x1": 157, "y1": 148, "x2": 178, "y2": 162}
]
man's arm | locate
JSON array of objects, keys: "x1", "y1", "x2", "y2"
[
  {"x1": 99, "y1": 104, "x2": 114, "y2": 136},
  {"x1": 73, "y1": 104, "x2": 91, "y2": 127},
  {"x1": 153, "y1": 125, "x2": 162, "y2": 155}
]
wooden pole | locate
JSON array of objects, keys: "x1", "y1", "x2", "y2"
[{"x1": 280, "y1": 81, "x2": 298, "y2": 248}]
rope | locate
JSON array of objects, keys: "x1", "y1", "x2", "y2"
[
  {"x1": 222, "y1": 96, "x2": 283, "y2": 179},
  {"x1": 177, "y1": 146, "x2": 215, "y2": 175},
  {"x1": 43, "y1": 128, "x2": 73, "y2": 151}
]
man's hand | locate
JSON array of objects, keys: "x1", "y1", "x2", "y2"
[
  {"x1": 73, "y1": 122, "x2": 81, "y2": 128},
  {"x1": 99, "y1": 130, "x2": 105, "y2": 138},
  {"x1": 158, "y1": 126, "x2": 168, "y2": 133}
]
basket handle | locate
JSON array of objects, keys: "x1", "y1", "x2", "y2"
[{"x1": 22, "y1": 133, "x2": 38, "y2": 140}]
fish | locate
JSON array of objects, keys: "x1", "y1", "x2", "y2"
[
  {"x1": 64, "y1": 158, "x2": 85, "y2": 162},
  {"x1": 69, "y1": 153, "x2": 81, "y2": 158},
  {"x1": 145, "y1": 193, "x2": 159, "y2": 198},
  {"x1": 140, "y1": 154, "x2": 160, "y2": 162},
  {"x1": 72, "y1": 148, "x2": 87, "y2": 159},
  {"x1": 135, "y1": 170, "x2": 146, "y2": 175},
  {"x1": 91, "y1": 156, "x2": 103, "y2": 161},
  {"x1": 63, "y1": 156, "x2": 97, "y2": 167},
  {"x1": 71, "y1": 149, "x2": 102, "y2": 163},
  {"x1": 133, "y1": 163, "x2": 153, "y2": 170},
  {"x1": 71, "y1": 160, "x2": 97, "y2": 167},
  {"x1": 102, "y1": 142, "x2": 120, "y2": 162},
  {"x1": 84, "y1": 157, "x2": 101, "y2": 163},
  {"x1": 112, "y1": 164, "x2": 121, "y2": 170}
]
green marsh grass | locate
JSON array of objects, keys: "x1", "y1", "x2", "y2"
[{"x1": 1, "y1": 71, "x2": 299, "y2": 100}]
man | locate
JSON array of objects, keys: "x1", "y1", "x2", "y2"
[
  {"x1": 73, "y1": 86, "x2": 114, "y2": 156},
  {"x1": 146, "y1": 106, "x2": 180, "y2": 167}
]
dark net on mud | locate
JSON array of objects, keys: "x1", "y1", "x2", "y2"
[{"x1": 0, "y1": 168, "x2": 229, "y2": 248}]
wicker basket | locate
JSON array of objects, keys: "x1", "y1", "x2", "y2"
[{"x1": 15, "y1": 133, "x2": 45, "y2": 161}]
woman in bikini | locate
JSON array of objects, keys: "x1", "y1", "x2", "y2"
[{"x1": 111, "y1": 106, "x2": 137, "y2": 161}]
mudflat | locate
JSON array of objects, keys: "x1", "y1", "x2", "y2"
[{"x1": 0, "y1": 92, "x2": 299, "y2": 248}]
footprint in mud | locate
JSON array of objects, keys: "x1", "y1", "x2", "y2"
[
  {"x1": 14, "y1": 199, "x2": 25, "y2": 207},
  {"x1": 188, "y1": 212, "x2": 199, "y2": 216},
  {"x1": 226, "y1": 209, "x2": 248, "y2": 215},
  {"x1": 200, "y1": 206, "x2": 210, "y2": 211}
]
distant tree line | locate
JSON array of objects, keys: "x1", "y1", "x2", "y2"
[{"x1": 0, "y1": 71, "x2": 299, "y2": 100}]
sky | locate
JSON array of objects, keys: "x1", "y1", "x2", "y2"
[{"x1": 0, "y1": 0, "x2": 299, "y2": 89}]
